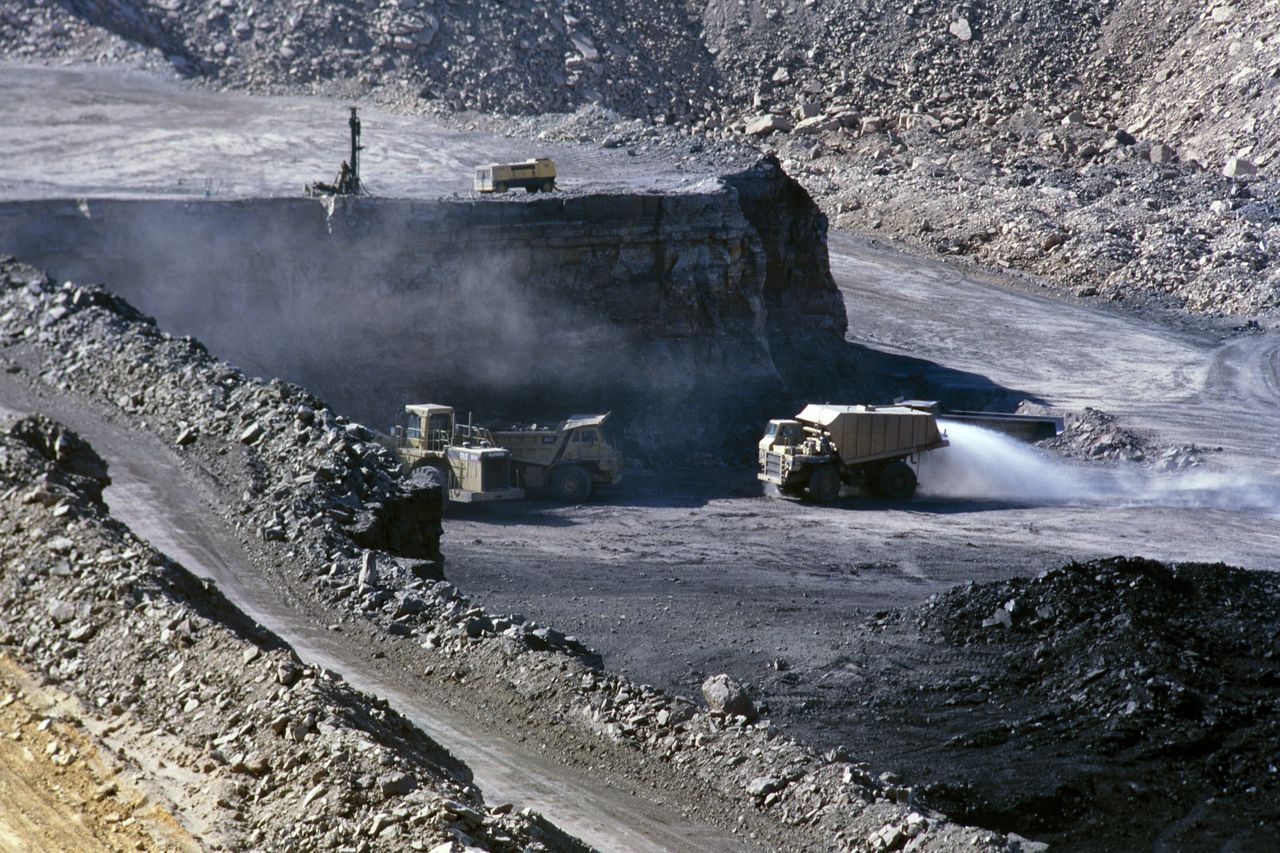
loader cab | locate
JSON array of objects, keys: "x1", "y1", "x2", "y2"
[{"x1": 398, "y1": 404, "x2": 455, "y2": 452}]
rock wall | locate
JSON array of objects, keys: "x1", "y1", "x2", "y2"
[{"x1": 0, "y1": 167, "x2": 844, "y2": 452}]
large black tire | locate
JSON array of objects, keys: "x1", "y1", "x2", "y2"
[
  {"x1": 542, "y1": 179, "x2": 555, "y2": 192},
  {"x1": 807, "y1": 465, "x2": 841, "y2": 503},
  {"x1": 548, "y1": 465, "x2": 592, "y2": 502},
  {"x1": 876, "y1": 460, "x2": 917, "y2": 500}
]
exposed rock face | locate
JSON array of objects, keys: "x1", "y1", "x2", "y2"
[
  {"x1": 724, "y1": 155, "x2": 845, "y2": 336},
  {"x1": 347, "y1": 467, "x2": 444, "y2": 564},
  {"x1": 0, "y1": 165, "x2": 846, "y2": 451}
]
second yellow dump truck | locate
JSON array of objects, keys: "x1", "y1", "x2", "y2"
[
  {"x1": 473, "y1": 158, "x2": 556, "y2": 193},
  {"x1": 489, "y1": 414, "x2": 623, "y2": 502},
  {"x1": 759, "y1": 403, "x2": 950, "y2": 502}
]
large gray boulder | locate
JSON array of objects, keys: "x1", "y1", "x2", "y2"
[{"x1": 701, "y1": 673, "x2": 758, "y2": 722}]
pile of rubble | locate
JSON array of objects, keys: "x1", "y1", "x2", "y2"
[
  {"x1": 919, "y1": 556, "x2": 1280, "y2": 759},
  {"x1": 0, "y1": 0, "x2": 717, "y2": 121},
  {"x1": 836, "y1": 556, "x2": 1280, "y2": 849},
  {"x1": 1, "y1": 258, "x2": 444, "y2": 570},
  {"x1": 0, "y1": 413, "x2": 561, "y2": 852},
  {"x1": 1037, "y1": 406, "x2": 1210, "y2": 469}
]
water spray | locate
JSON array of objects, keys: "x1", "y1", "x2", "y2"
[{"x1": 919, "y1": 421, "x2": 1280, "y2": 513}]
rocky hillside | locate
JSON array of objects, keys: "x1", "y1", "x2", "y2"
[
  {"x1": 11, "y1": 1, "x2": 1277, "y2": 171},
  {"x1": 4, "y1": 1, "x2": 1277, "y2": 315},
  {"x1": 703, "y1": 0, "x2": 1278, "y2": 172},
  {"x1": 0, "y1": 414, "x2": 565, "y2": 852}
]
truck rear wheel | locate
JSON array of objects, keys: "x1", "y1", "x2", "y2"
[
  {"x1": 876, "y1": 460, "x2": 917, "y2": 500},
  {"x1": 548, "y1": 465, "x2": 591, "y2": 502},
  {"x1": 807, "y1": 465, "x2": 841, "y2": 502}
]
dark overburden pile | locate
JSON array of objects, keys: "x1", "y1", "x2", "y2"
[
  {"x1": 920, "y1": 557, "x2": 1280, "y2": 763},
  {"x1": 883, "y1": 556, "x2": 1280, "y2": 850}
]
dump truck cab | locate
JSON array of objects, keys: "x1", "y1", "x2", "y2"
[
  {"x1": 490, "y1": 413, "x2": 622, "y2": 502},
  {"x1": 387, "y1": 404, "x2": 523, "y2": 503},
  {"x1": 759, "y1": 419, "x2": 805, "y2": 457}
]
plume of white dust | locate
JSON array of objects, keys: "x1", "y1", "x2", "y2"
[{"x1": 917, "y1": 421, "x2": 1279, "y2": 513}]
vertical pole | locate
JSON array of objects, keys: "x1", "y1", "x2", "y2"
[{"x1": 348, "y1": 107, "x2": 362, "y2": 194}]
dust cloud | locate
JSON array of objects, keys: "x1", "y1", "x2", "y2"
[{"x1": 919, "y1": 422, "x2": 1280, "y2": 513}]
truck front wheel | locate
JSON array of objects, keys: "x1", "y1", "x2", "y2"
[
  {"x1": 548, "y1": 465, "x2": 591, "y2": 502},
  {"x1": 807, "y1": 465, "x2": 841, "y2": 502},
  {"x1": 877, "y1": 460, "x2": 917, "y2": 500}
]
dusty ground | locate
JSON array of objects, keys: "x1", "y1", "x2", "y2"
[{"x1": 0, "y1": 62, "x2": 744, "y2": 202}]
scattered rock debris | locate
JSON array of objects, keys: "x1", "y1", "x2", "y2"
[
  {"x1": 0, "y1": 414, "x2": 566, "y2": 852},
  {"x1": 1037, "y1": 406, "x2": 1210, "y2": 469}
]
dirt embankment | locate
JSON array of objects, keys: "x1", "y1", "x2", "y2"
[
  {"x1": 0, "y1": 655, "x2": 200, "y2": 853},
  {"x1": 0, "y1": 412, "x2": 572, "y2": 852}
]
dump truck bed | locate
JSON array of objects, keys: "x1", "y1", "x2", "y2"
[
  {"x1": 797, "y1": 404, "x2": 949, "y2": 464},
  {"x1": 488, "y1": 429, "x2": 563, "y2": 467}
]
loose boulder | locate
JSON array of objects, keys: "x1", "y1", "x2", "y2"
[{"x1": 701, "y1": 673, "x2": 758, "y2": 722}]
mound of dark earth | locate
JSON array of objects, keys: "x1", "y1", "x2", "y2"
[{"x1": 781, "y1": 557, "x2": 1280, "y2": 852}]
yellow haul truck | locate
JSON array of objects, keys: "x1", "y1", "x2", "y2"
[
  {"x1": 384, "y1": 404, "x2": 524, "y2": 503},
  {"x1": 473, "y1": 158, "x2": 556, "y2": 193},
  {"x1": 759, "y1": 403, "x2": 950, "y2": 502},
  {"x1": 489, "y1": 414, "x2": 623, "y2": 502}
]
